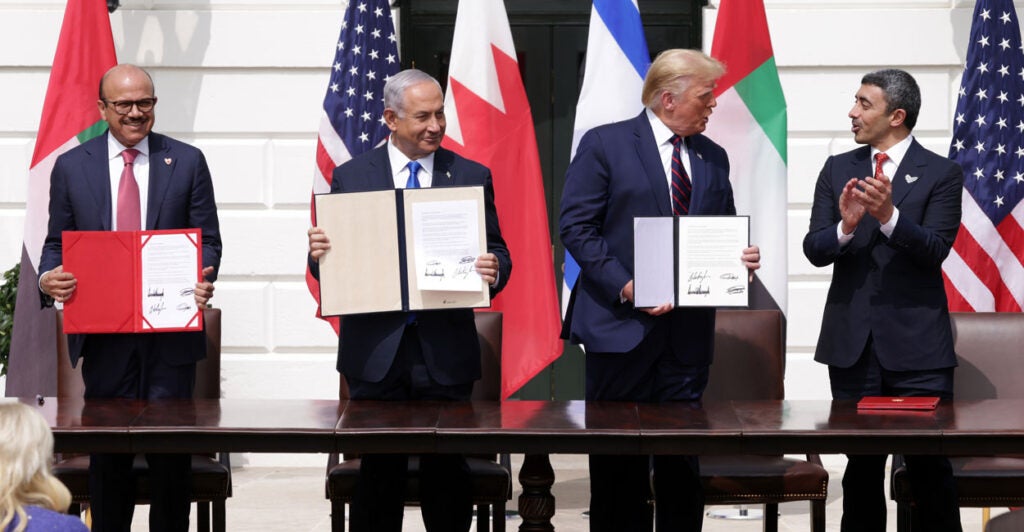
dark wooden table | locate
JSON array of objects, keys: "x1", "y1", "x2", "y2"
[{"x1": 25, "y1": 397, "x2": 1024, "y2": 531}]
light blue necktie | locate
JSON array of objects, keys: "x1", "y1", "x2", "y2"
[{"x1": 406, "y1": 160, "x2": 422, "y2": 189}]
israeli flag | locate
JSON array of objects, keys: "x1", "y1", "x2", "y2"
[{"x1": 563, "y1": 0, "x2": 650, "y2": 316}]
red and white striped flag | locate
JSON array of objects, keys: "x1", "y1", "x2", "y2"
[
  {"x1": 6, "y1": 0, "x2": 116, "y2": 397},
  {"x1": 943, "y1": 0, "x2": 1024, "y2": 312},
  {"x1": 444, "y1": 0, "x2": 563, "y2": 399},
  {"x1": 308, "y1": 0, "x2": 401, "y2": 332}
]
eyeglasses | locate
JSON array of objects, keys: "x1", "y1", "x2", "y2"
[{"x1": 102, "y1": 97, "x2": 157, "y2": 115}]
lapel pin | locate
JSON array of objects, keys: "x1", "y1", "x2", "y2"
[
  {"x1": 696, "y1": 151, "x2": 704, "y2": 160},
  {"x1": 905, "y1": 174, "x2": 918, "y2": 183},
  {"x1": 446, "y1": 170, "x2": 452, "y2": 180},
  {"x1": 164, "y1": 158, "x2": 172, "y2": 165}
]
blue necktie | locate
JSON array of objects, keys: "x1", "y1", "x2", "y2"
[
  {"x1": 670, "y1": 135, "x2": 691, "y2": 215},
  {"x1": 406, "y1": 160, "x2": 421, "y2": 189},
  {"x1": 405, "y1": 160, "x2": 421, "y2": 325}
]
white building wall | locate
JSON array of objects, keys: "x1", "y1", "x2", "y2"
[{"x1": 0, "y1": 0, "x2": 1001, "y2": 463}]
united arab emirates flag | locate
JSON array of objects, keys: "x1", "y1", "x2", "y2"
[
  {"x1": 705, "y1": 0, "x2": 788, "y2": 315},
  {"x1": 7, "y1": 0, "x2": 116, "y2": 397}
]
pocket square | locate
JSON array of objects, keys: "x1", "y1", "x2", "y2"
[{"x1": 905, "y1": 174, "x2": 918, "y2": 183}]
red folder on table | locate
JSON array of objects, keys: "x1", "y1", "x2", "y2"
[
  {"x1": 62, "y1": 229, "x2": 203, "y2": 334},
  {"x1": 856, "y1": 396, "x2": 940, "y2": 411}
]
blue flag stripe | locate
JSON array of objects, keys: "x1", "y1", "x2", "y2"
[
  {"x1": 564, "y1": 0, "x2": 649, "y2": 294},
  {"x1": 593, "y1": 0, "x2": 649, "y2": 80}
]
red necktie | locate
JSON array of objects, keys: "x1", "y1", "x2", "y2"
[
  {"x1": 670, "y1": 135, "x2": 692, "y2": 215},
  {"x1": 874, "y1": 152, "x2": 889, "y2": 179},
  {"x1": 118, "y1": 148, "x2": 141, "y2": 231}
]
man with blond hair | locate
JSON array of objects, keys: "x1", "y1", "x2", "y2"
[{"x1": 561, "y1": 48, "x2": 761, "y2": 531}]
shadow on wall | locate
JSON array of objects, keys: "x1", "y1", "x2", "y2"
[{"x1": 113, "y1": 0, "x2": 212, "y2": 136}]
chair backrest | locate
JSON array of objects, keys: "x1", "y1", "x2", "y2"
[
  {"x1": 950, "y1": 312, "x2": 1024, "y2": 400},
  {"x1": 470, "y1": 311, "x2": 502, "y2": 401},
  {"x1": 336, "y1": 311, "x2": 503, "y2": 401},
  {"x1": 56, "y1": 308, "x2": 222, "y2": 400},
  {"x1": 703, "y1": 309, "x2": 785, "y2": 401}
]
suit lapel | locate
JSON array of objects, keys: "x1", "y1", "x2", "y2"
[
  {"x1": 83, "y1": 135, "x2": 113, "y2": 230},
  {"x1": 848, "y1": 145, "x2": 873, "y2": 181},
  {"x1": 432, "y1": 148, "x2": 457, "y2": 188},
  {"x1": 891, "y1": 140, "x2": 926, "y2": 208},
  {"x1": 686, "y1": 136, "x2": 706, "y2": 213},
  {"x1": 633, "y1": 113, "x2": 672, "y2": 216},
  {"x1": 147, "y1": 133, "x2": 173, "y2": 230}
]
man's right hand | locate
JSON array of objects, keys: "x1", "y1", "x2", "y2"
[
  {"x1": 308, "y1": 227, "x2": 331, "y2": 259},
  {"x1": 623, "y1": 280, "x2": 673, "y2": 316},
  {"x1": 839, "y1": 177, "x2": 867, "y2": 235},
  {"x1": 41, "y1": 265, "x2": 76, "y2": 303}
]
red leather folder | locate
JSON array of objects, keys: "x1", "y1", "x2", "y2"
[
  {"x1": 856, "y1": 396, "x2": 940, "y2": 411},
  {"x1": 62, "y1": 229, "x2": 203, "y2": 334}
]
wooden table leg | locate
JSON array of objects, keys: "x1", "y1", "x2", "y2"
[{"x1": 518, "y1": 453, "x2": 555, "y2": 531}]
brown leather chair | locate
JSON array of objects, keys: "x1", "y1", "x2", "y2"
[
  {"x1": 698, "y1": 309, "x2": 829, "y2": 532},
  {"x1": 52, "y1": 308, "x2": 231, "y2": 532},
  {"x1": 325, "y1": 311, "x2": 512, "y2": 532},
  {"x1": 892, "y1": 312, "x2": 1024, "y2": 531}
]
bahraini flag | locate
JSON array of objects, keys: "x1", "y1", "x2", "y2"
[{"x1": 443, "y1": 0, "x2": 562, "y2": 399}]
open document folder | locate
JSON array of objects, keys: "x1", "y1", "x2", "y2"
[
  {"x1": 314, "y1": 186, "x2": 490, "y2": 316},
  {"x1": 633, "y1": 216, "x2": 750, "y2": 308},
  {"x1": 62, "y1": 229, "x2": 203, "y2": 333}
]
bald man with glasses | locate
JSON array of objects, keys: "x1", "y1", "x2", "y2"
[{"x1": 39, "y1": 63, "x2": 222, "y2": 532}]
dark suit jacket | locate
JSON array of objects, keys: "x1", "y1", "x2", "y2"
[
  {"x1": 559, "y1": 111, "x2": 736, "y2": 366},
  {"x1": 803, "y1": 139, "x2": 962, "y2": 371},
  {"x1": 311, "y1": 145, "x2": 511, "y2": 386},
  {"x1": 39, "y1": 132, "x2": 223, "y2": 369}
]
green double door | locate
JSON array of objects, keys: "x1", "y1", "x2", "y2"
[{"x1": 399, "y1": 0, "x2": 704, "y2": 399}]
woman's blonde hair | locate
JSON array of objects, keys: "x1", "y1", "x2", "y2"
[{"x1": 0, "y1": 401, "x2": 73, "y2": 532}]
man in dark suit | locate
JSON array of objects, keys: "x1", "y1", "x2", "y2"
[
  {"x1": 803, "y1": 69, "x2": 963, "y2": 531},
  {"x1": 560, "y1": 49, "x2": 761, "y2": 532},
  {"x1": 307, "y1": 69, "x2": 511, "y2": 532},
  {"x1": 39, "y1": 64, "x2": 222, "y2": 532}
]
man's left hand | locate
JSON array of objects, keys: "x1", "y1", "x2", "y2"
[
  {"x1": 742, "y1": 245, "x2": 761, "y2": 283},
  {"x1": 475, "y1": 253, "x2": 499, "y2": 286},
  {"x1": 194, "y1": 266, "x2": 216, "y2": 309},
  {"x1": 853, "y1": 172, "x2": 895, "y2": 224}
]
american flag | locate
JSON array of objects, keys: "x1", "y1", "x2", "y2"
[
  {"x1": 308, "y1": 0, "x2": 400, "y2": 330},
  {"x1": 944, "y1": 0, "x2": 1024, "y2": 313}
]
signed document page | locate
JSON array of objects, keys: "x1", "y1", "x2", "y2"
[
  {"x1": 315, "y1": 190, "x2": 403, "y2": 316},
  {"x1": 139, "y1": 231, "x2": 202, "y2": 330},
  {"x1": 62, "y1": 229, "x2": 202, "y2": 333},
  {"x1": 404, "y1": 186, "x2": 489, "y2": 311},
  {"x1": 633, "y1": 217, "x2": 676, "y2": 308},
  {"x1": 677, "y1": 216, "x2": 749, "y2": 307}
]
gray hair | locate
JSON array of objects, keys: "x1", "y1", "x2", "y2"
[
  {"x1": 383, "y1": 69, "x2": 443, "y2": 116},
  {"x1": 861, "y1": 69, "x2": 921, "y2": 131}
]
